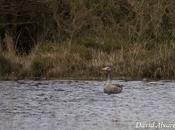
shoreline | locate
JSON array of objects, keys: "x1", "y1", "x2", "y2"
[{"x1": 0, "y1": 76, "x2": 174, "y2": 81}]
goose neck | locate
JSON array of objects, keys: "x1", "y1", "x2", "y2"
[{"x1": 106, "y1": 71, "x2": 112, "y2": 83}]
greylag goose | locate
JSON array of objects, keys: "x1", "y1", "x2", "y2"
[{"x1": 102, "y1": 66, "x2": 123, "y2": 94}]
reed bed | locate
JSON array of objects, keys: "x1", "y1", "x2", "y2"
[{"x1": 0, "y1": 41, "x2": 175, "y2": 80}]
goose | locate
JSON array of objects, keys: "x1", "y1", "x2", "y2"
[{"x1": 102, "y1": 66, "x2": 123, "y2": 94}]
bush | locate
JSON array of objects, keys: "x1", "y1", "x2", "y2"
[
  {"x1": 0, "y1": 55, "x2": 12, "y2": 77},
  {"x1": 31, "y1": 57, "x2": 47, "y2": 78}
]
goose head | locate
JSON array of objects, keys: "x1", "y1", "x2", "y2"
[
  {"x1": 102, "y1": 66, "x2": 112, "y2": 72},
  {"x1": 102, "y1": 66, "x2": 112, "y2": 82}
]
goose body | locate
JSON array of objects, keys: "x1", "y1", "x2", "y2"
[
  {"x1": 104, "y1": 83, "x2": 123, "y2": 94},
  {"x1": 102, "y1": 66, "x2": 123, "y2": 94}
]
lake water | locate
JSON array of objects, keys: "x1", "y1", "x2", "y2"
[{"x1": 0, "y1": 80, "x2": 175, "y2": 130}]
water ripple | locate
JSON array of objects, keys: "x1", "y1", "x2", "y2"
[{"x1": 0, "y1": 80, "x2": 175, "y2": 130}]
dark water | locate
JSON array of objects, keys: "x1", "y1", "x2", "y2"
[{"x1": 0, "y1": 80, "x2": 175, "y2": 130}]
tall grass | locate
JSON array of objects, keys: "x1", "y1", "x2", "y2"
[{"x1": 1, "y1": 41, "x2": 175, "y2": 80}]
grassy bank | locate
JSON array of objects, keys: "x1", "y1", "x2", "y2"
[
  {"x1": 0, "y1": 40, "x2": 175, "y2": 80},
  {"x1": 1, "y1": 1, "x2": 175, "y2": 80}
]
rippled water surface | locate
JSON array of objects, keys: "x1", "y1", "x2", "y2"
[{"x1": 0, "y1": 80, "x2": 175, "y2": 130}]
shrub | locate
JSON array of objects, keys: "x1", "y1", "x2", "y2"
[
  {"x1": 0, "y1": 55, "x2": 12, "y2": 77},
  {"x1": 31, "y1": 57, "x2": 47, "y2": 78}
]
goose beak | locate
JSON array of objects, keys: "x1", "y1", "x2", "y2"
[
  {"x1": 102, "y1": 67, "x2": 108, "y2": 71},
  {"x1": 102, "y1": 67, "x2": 111, "y2": 71},
  {"x1": 102, "y1": 67, "x2": 106, "y2": 71}
]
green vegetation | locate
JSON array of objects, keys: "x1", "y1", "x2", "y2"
[
  {"x1": 0, "y1": 55, "x2": 12, "y2": 77},
  {"x1": 0, "y1": 0, "x2": 175, "y2": 80},
  {"x1": 0, "y1": 54, "x2": 21, "y2": 79},
  {"x1": 0, "y1": 42, "x2": 175, "y2": 80}
]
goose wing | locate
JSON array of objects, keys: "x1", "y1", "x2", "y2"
[{"x1": 104, "y1": 84, "x2": 122, "y2": 94}]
